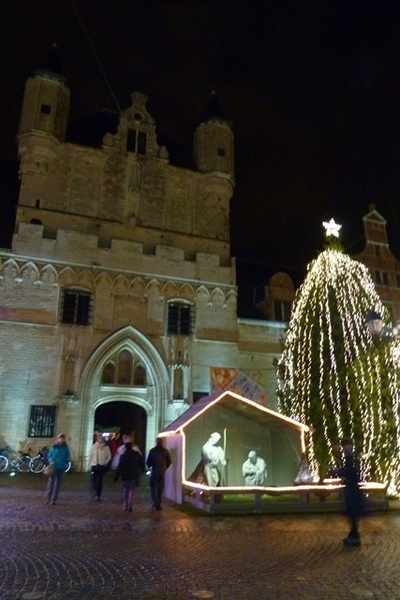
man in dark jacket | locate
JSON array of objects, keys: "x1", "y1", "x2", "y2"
[
  {"x1": 114, "y1": 442, "x2": 145, "y2": 512},
  {"x1": 146, "y1": 437, "x2": 172, "y2": 511},
  {"x1": 338, "y1": 438, "x2": 365, "y2": 546}
]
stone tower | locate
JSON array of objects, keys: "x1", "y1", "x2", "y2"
[
  {"x1": 193, "y1": 90, "x2": 234, "y2": 241},
  {"x1": 194, "y1": 89, "x2": 234, "y2": 180},
  {"x1": 18, "y1": 43, "x2": 70, "y2": 141}
]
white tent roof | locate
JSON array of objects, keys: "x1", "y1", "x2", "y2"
[{"x1": 161, "y1": 390, "x2": 309, "y2": 435}]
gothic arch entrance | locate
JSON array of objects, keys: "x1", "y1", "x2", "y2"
[
  {"x1": 94, "y1": 401, "x2": 147, "y2": 451},
  {"x1": 76, "y1": 325, "x2": 170, "y2": 471}
]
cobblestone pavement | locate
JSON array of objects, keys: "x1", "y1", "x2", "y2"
[{"x1": 1, "y1": 474, "x2": 400, "y2": 600}]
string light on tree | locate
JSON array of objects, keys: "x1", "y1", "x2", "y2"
[{"x1": 276, "y1": 220, "x2": 400, "y2": 495}]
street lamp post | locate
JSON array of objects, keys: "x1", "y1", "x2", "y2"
[{"x1": 366, "y1": 311, "x2": 400, "y2": 339}]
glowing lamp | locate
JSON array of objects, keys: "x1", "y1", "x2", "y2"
[{"x1": 366, "y1": 311, "x2": 383, "y2": 336}]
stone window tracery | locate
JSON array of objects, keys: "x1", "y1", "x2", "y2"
[
  {"x1": 101, "y1": 350, "x2": 147, "y2": 387},
  {"x1": 134, "y1": 365, "x2": 146, "y2": 386},
  {"x1": 117, "y1": 350, "x2": 132, "y2": 384}
]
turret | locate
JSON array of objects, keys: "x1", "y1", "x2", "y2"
[
  {"x1": 193, "y1": 90, "x2": 234, "y2": 182},
  {"x1": 18, "y1": 43, "x2": 70, "y2": 142}
]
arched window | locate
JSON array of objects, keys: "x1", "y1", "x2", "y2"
[
  {"x1": 134, "y1": 365, "x2": 146, "y2": 386},
  {"x1": 127, "y1": 129, "x2": 147, "y2": 155},
  {"x1": 101, "y1": 363, "x2": 116, "y2": 385},
  {"x1": 117, "y1": 350, "x2": 132, "y2": 385},
  {"x1": 173, "y1": 367, "x2": 184, "y2": 399}
]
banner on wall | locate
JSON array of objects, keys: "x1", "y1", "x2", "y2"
[{"x1": 210, "y1": 367, "x2": 266, "y2": 406}]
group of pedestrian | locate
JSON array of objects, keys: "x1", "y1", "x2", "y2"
[
  {"x1": 113, "y1": 435, "x2": 145, "y2": 512},
  {"x1": 44, "y1": 432, "x2": 172, "y2": 513},
  {"x1": 44, "y1": 431, "x2": 363, "y2": 544},
  {"x1": 112, "y1": 434, "x2": 172, "y2": 512}
]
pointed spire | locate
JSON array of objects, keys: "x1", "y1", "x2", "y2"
[
  {"x1": 201, "y1": 89, "x2": 232, "y2": 127},
  {"x1": 33, "y1": 43, "x2": 67, "y2": 83}
]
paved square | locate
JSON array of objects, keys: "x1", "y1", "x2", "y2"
[{"x1": 1, "y1": 474, "x2": 399, "y2": 599}]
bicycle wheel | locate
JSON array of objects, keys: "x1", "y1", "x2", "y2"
[
  {"x1": 30, "y1": 457, "x2": 46, "y2": 474},
  {"x1": 65, "y1": 460, "x2": 72, "y2": 473},
  {"x1": 16, "y1": 455, "x2": 32, "y2": 473},
  {"x1": 0, "y1": 455, "x2": 9, "y2": 473}
]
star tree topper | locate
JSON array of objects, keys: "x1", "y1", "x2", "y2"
[{"x1": 322, "y1": 218, "x2": 341, "y2": 238}]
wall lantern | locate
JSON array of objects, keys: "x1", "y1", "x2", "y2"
[{"x1": 366, "y1": 311, "x2": 384, "y2": 336}]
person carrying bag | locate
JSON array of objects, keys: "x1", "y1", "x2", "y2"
[
  {"x1": 89, "y1": 434, "x2": 111, "y2": 501},
  {"x1": 44, "y1": 433, "x2": 71, "y2": 505}
]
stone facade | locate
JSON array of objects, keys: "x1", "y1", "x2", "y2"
[
  {"x1": 0, "y1": 52, "x2": 282, "y2": 469},
  {"x1": 4, "y1": 54, "x2": 394, "y2": 473},
  {"x1": 353, "y1": 206, "x2": 400, "y2": 324}
]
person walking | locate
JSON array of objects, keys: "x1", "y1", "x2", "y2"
[
  {"x1": 338, "y1": 438, "x2": 365, "y2": 546},
  {"x1": 89, "y1": 433, "x2": 112, "y2": 501},
  {"x1": 109, "y1": 432, "x2": 123, "y2": 457},
  {"x1": 146, "y1": 437, "x2": 172, "y2": 511},
  {"x1": 113, "y1": 442, "x2": 145, "y2": 512},
  {"x1": 44, "y1": 433, "x2": 71, "y2": 506},
  {"x1": 111, "y1": 433, "x2": 142, "y2": 470}
]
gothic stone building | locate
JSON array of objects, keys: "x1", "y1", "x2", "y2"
[
  {"x1": 353, "y1": 206, "x2": 400, "y2": 324},
  {"x1": 2, "y1": 52, "x2": 398, "y2": 472},
  {"x1": 0, "y1": 51, "x2": 284, "y2": 469}
]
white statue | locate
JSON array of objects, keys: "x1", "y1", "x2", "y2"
[
  {"x1": 201, "y1": 432, "x2": 226, "y2": 487},
  {"x1": 242, "y1": 450, "x2": 267, "y2": 486}
]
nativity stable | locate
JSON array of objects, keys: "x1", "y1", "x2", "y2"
[{"x1": 159, "y1": 391, "x2": 311, "y2": 512}]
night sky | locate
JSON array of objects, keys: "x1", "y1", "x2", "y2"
[{"x1": 1, "y1": 0, "x2": 400, "y2": 294}]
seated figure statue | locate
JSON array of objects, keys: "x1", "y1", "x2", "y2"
[{"x1": 242, "y1": 450, "x2": 267, "y2": 486}]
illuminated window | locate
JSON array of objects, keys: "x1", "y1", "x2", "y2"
[
  {"x1": 60, "y1": 289, "x2": 93, "y2": 326},
  {"x1": 28, "y1": 405, "x2": 56, "y2": 438},
  {"x1": 167, "y1": 301, "x2": 194, "y2": 335}
]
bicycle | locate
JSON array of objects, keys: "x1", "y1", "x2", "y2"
[
  {"x1": 30, "y1": 447, "x2": 72, "y2": 474},
  {"x1": 0, "y1": 447, "x2": 33, "y2": 473}
]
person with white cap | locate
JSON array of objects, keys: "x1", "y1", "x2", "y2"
[
  {"x1": 242, "y1": 450, "x2": 267, "y2": 486},
  {"x1": 201, "y1": 432, "x2": 226, "y2": 487}
]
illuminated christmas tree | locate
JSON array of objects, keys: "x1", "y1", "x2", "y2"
[{"x1": 276, "y1": 219, "x2": 400, "y2": 495}]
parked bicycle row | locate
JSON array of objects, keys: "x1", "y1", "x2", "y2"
[{"x1": 0, "y1": 446, "x2": 72, "y2": 474}]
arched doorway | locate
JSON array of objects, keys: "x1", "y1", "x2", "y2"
[
  {"x1": 77, "y1": 325, "x2": 170, "y2": 471},
  {"x1": 94, "y1": 401, "x2": 147, "y2": 452}
]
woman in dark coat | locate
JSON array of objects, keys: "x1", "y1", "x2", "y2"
[
  {"x1": 338, "y1": 438, "x2": 365, "y2": 546},
  {"x1": 114, "y1": 442, "x2": 145, "y2": 512}
]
